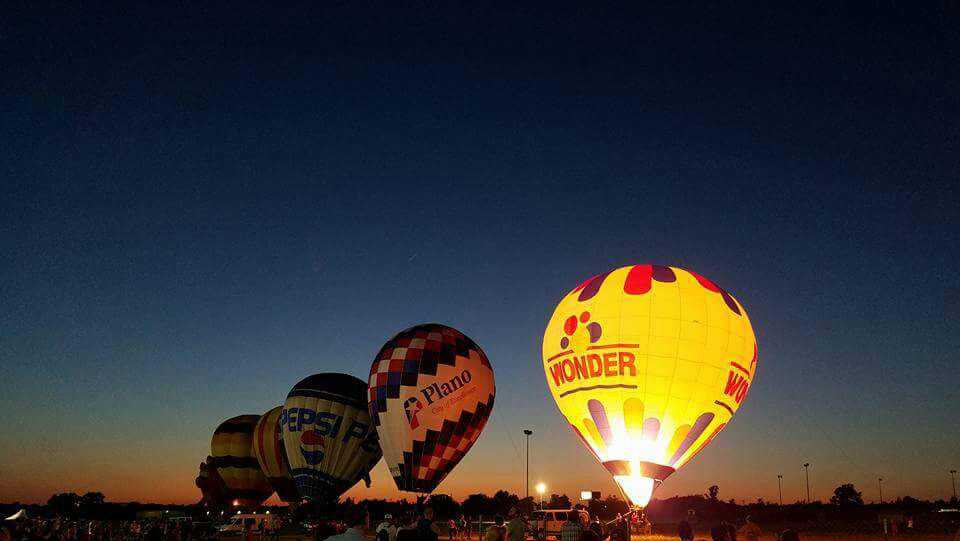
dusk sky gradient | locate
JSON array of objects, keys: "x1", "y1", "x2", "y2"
[{"x1": 1, "y1": 4, "x2": 958, "y2": 505}]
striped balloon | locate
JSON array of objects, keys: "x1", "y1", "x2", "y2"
[
  {"x1": 211, "y1": 415, "x2": 274, "y2": 507},
  {"x1": 281, "y1": 373, "x2": 382, "y2": 502},
  {"x1": 253, "y1": 406, "x2": 300, "y2": 503}
]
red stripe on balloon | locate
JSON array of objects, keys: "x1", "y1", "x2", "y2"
[
  {"x1": 272, "y1": 412, "x2": 284, "y2": 472},
  {"x1": 256, "y1": 416, "x2": 268, "y2": 473},
  {"x1": 689, "y1": 270, "x2": 720, "y2": 292}
]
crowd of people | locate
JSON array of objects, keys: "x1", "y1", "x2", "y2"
[
  {"x1": 7, "y1": 506, "x2": 898, "y2": 541},
  {"x1": 369, "y1": 507, "x2": 525, "y2": 541},
  {"x1": 0, "y1": 518, "x2": 198, "y2": 541}
]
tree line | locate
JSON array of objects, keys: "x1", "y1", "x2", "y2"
[{"x1": 2, "y1": 483, "x2": 955, "y2": 524}]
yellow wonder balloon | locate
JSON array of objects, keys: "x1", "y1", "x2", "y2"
[{"x1": 542, "y1": 265, "x2": 758, "y2": 507}]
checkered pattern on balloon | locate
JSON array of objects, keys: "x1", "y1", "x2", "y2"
[{"x1": 369, "y1": 324, "x2": 495, "y2": 493}]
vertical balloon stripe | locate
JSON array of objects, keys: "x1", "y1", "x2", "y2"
[
  {"x1": 651, "y1": 265, "x2": 676, "y2": 282},
  {"x1": 623, "y1": 398, "x2": 645, "y2": 438},
  {"x1": 668, "y1": 412, "x2": 715, "y2": 466},
  {"x1": 666, "y1": 424, "x2": 692, "y2": 458},
  {"x1": 578, "y1": 271, "x2": 612, "y2": 301},
  {"x1": 588, "y1": 399, "x2": 614, "y2": 446},
  {"x1": 642, "y1": 417, "x2": 660, "y2": 441},
  {"x1": 720, "y1": 290, "x2": 741, "y2": 315},
  {"x1": 624, "y1": 265, "x2": 653, "y2": 295},
  {"x1": 582, "y1": 418, "x2": 606, "y2": 453}
]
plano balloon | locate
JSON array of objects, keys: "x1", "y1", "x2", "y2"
[
  {"x1": 210, "y1": 415, "x2": 274, "y2": 507},
  {"x1": 252, "y1": 406, "x2": 300, "y2": 503},
  {"x1": 281, "y1": 373, "x2": 382, "y2": 502},
  {"x1": 542, "y1": 265, "x2": 758, "y2": 507},
  {"x1": 368, "y1": 323, "x2": 495, "y2": 493}
]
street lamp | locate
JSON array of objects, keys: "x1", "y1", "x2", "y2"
[
  {"x1": 950, "y1": 470, "x2": 957, "y2": 502},
  {"x1": 536, "y1": 483, "x2": 546, "y2": 510},
  {"x1": 803, "y1": 463, "x2": 811, "y2": 504},
  {"x1": 777, "y1": 475, "x2": 783, "y2": 506},
  {"x1": 524, "y1": 429, "x2": 533, "y2": 499}
]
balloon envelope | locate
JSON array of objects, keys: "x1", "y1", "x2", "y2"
[
  {"x1": 368, "y1": 323, "x2": 495, "y2": 493},
  {"x1": 281, "y1": 373, "x2": 382, "y2": 502},
  {"x1": 253, "y1": 406, "x2": 301, "y2": 503},
  {"x1": 211, "y1": 415, "x2": 274, "y2": 507},
  {"x1": 542, "y1": 265, "x2": 758, "y2": 506}
]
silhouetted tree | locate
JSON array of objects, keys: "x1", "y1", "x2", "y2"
[
  {"x1": 517, "y1": 497, "x2": 535, "y2": 516},
  {"x1": 79, "y1": 492, "x2": 105, "y2": 517},
  {"x1": 707, "y1": 486, "x2": 720, "y2": 502},
  {"x1": 897, "y1": 496, "x2": 925, "y2": 507},
  {"x1": 830, "y1": 484, "x2": 863, "y2": 506},
  {"x1": 47, "y1": 493, "x2": 80, "y2": 517},
  {"x1": 546, "y1": 494, "x2": 571, "y2": 509},
  {"x1": 427, "y1": 494, "x2": 460, "y2": 520},
  {"x1": 462, "y1": 494, "x2": 493, "y2": 518},
  {"x1": 81, "y1": 492, "x2": 105, "y2": 506},
  {"x1": 492, "y1": 491, "x2": 520, "y2": 515}
]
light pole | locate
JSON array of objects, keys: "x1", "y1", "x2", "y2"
[
  {"x1": 951, "y1": 470, "x2": 957, "y2": 501},
  {"x1": 878, "y1": 478, "x2": 883, "y2": 504},
  {"x1": 778, "y1": 474, "x2": 783, "y2": 506},
  {"x1": 803, "y1": 463, "x2": 811, "y2": 504},
  {"x1": 536, "y1": 482, "x2": 546, "y2": 510},
  {"x1": 524, "y1": 429, "x2": 533, "y2": 500}
]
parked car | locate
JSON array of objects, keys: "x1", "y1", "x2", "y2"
[
  {"x1": 530, "y1": 509, "x2": 590, "y2": 539},
  {"x1": 218, "y1": 514, "x2": 282, "y2": 536}
]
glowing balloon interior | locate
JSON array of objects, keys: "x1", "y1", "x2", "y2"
[
  {"x1": 542, "y1": 265, "x2": 758, "y2": 507},
  {"x1": 369, "y1": 323, "x2": 495, "y2": 493}
]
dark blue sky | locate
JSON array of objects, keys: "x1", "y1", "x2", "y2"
[{"x1": 1, "y1": 4, "x2": 958, "y2": 503}]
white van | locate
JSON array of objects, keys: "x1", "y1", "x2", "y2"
[
  {"x1": 218, "y1": 514, "x2": 282, "y2": 536},
  {"x1": 530, "y1": 509, "x2": 590, "y2": 539}
]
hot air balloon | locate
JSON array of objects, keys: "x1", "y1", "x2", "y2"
[
  {"x1": 211, "y1": 415, "x2": 274, "y2": 507},
  {"x1": 281, "y1": 373, "x2": 382, "y2": 502},
  {"x1": 368, "y1": 323, "x2": 496, "y2": 493},
  {"x1": 253, "y1": 406, "x2": 301, "y2": 503},
  {"x1": 542, "y1": 265, "x2": 758, "y2": 507}
]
